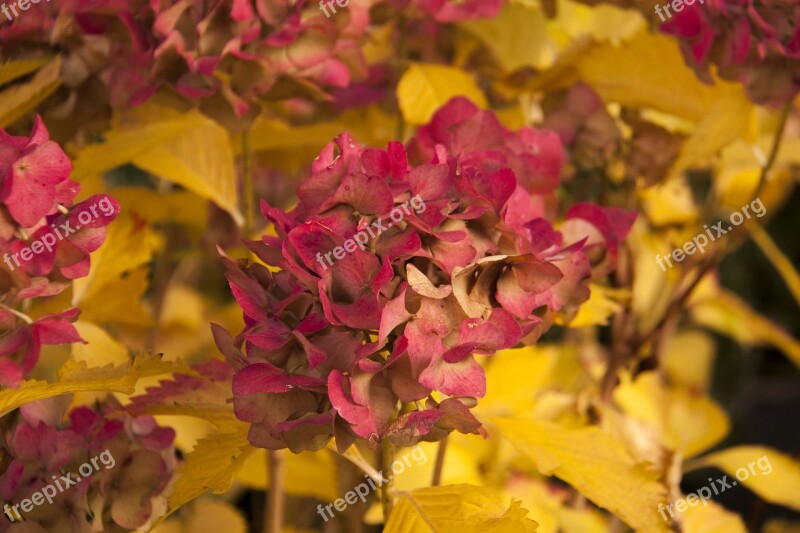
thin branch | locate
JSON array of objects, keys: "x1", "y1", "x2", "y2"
[
  {"x1": 265, "y1": 449, "x2": 285, "y2": 533},
  {"x1": 431, "y1": 435, "x2": 448, "y2": 486}
]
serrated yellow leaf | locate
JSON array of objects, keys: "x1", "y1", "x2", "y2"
[
  {"x1": 0, "y1": 56, "x2": 61, "y2": 128},
  {"x1": 0, "y1": 56, "x2": 52, "y2": 87},
  {"x1": 165, "y1": 423, "x2": 256, "y2": 518},
  {"x1": 0, "y1": 354, "x2": 185, "y2": 417},
  {"x1": 385, "y1": 484, "x2": 538, "y2": 533},
  {"x1": 397, "y1": 64, "x2": 487, "y2": 125},
  {"x1": 688, "y1": 446, "x2": 800, "y2": 512},
  {"x1": 493, "y1": 417, "x2": 668, "y2": 532},
  {"x1": 77, "y1": 266, "x2": 152, "y2": 327}
]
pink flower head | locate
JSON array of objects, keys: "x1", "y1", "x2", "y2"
[
  {"x1": 661, "y1": 0, "x2": 800, "y2": 103},
  {"x1": 0, "y1": 117, "x2": 75, "y2": 228},
  {"x1": 0, "y1": 398, "x2": 176, "y2": 531},
  {"x1": 216, "y1": 101, "x2": 634, "y2": 452}
]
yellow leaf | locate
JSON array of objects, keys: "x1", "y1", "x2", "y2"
[
  {"x1": 71, "y1": 321, "x2": 130, "y2": 366},
  {"x1": 165, "y1": 423, "x2": 256, "y2": 517},
  {"x1": 670, "y1": 87, "x2": 755, "y2": 176},
  {"x1": 77, "y1": 266, "x2": 152, "y2": 327},
  {"x1": 614, "y1": 372, "x2": 729, "y2": 458},
  {"x1": 663, "y1": 330, "x2": 716, "y2": 392},
  {"x1": 576, "y1": 31, "x2": 738, "y2": 121},
  {"x1": 245, "y1": 117, "x2": 344, "y2": 153},
  {"x1": 461, "y1": 2, "x2": 554, "y2": 71},
  {"x1": 748, "y1": 223, "x2": 800, "y2": 308},
  {"x1": 550, "y1": 0, "x2": 645, "y2": 48},
  {"x1": 682, "y1": 500, "x2": 747, "y2": 533},
  {"x1": 639, "y1": 176, "x2": 699, "y2": 226},
  {"x1": 72, "y1": 104, "x2": 243, "y2": 225},
  {"x1": 690, "y1": 281, "x2": 800, "y2": 367},
  {"x1": 0, "y1": 56, "x2": 52, "y2": 87},
  {"x1": 72, "y1": 214, "x2": 161, "y2": 308},
  {"x1": 508, "y1": 478, "x2": 609, "y2": 533},
  {"x1": 396, "y1": 64, "x2": 488, "y2": 125},
  {"x1": 151, "y1": 499, "x2": 247, "y2": 533},
  {"x1": 493, "y1": 417, "x2": 668, "y2": 532},
  {"x1": 0, "y1": 56, "x2": 61, "y2": 128},
  {"x1": 478, "y1": 345, "x2": 591, "y2": 420},
  {"x1": 568, "y1": 284, "x2": 627, "y2": 327},
  {"x1": 384, "y1": 484, "x2": 538, "y2": 532},
  {"x1": 688, "y1": 446, "x2": 800, "y2": 512},
  {"x1": 0, "y1": 354, "x2": 185, "y2": 417},
  {"x1": 237, "y1": 448, "x2": 339, "y2": 502},
  {"x1": 111, "y1": 187, "x2": 208, "y2": 230}
]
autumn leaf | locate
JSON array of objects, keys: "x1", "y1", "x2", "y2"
[
  {"x1": 0, "y1": 56, "x2": 62, "y2": 128},
  {"x1": 686, "y1": 446, "x2": 800, "y2": 512},
  {"x1": 0, "y1": 354, "x2": 188, "y2": 417},
  {"x1": 493, "y1": 417, "x2": 669, "y2": 532},
  {"x1": 384, "y1": 484, "x2": 538, "y2": 532},
  {"x1": 397, "y1": 64, "x2": 487, "y2": 125}
]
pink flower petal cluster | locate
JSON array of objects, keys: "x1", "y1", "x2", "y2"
[
  {"x1": 661, "y1": 0, "x2": 800, "y2": 104},
  {"x1": 0, "y1": 119, "x2": 119, "y2": 387},
  {"x1": 0, "y1": 398, "x2": 176, "y2": 531},
  {"x1": 214, "y1": 98, "x2": 636, "y2": 452},
  {"x1": 390, "y1": 0, "x2": 504, "y2": 22}
]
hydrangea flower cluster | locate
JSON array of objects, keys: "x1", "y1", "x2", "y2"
[
  {"x1": 661, "y1": 0, "x2": 800, "y2": 104},
  {"x1": 214, "y1": 98, "x2": 635, "y2": 452},
  {"x1": 0, "y1": 1, "x2": 512, "y2": 128},
  {"x1": 0, "y1": 118, "x2": 119, "y2": 387},
  {"x1": 0, "y1": 398, "x2": 177, "y2": 532}
]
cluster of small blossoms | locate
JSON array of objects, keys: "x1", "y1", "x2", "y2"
[
  {"x1": 0, "y1": 0, "x2": 508, "y2": 131},
  {"x1": 0, "y1": 398, "x2": 177, "y2": 532},
  {"x1": 213, "y1": 97, "x2": 635, "y2": 452},
  {"x1": 0, "y1": 118, "x2": 119, "y2": 387},
  {"x1": 660, "y1": 0, "x2": 800, "y2": 104}
]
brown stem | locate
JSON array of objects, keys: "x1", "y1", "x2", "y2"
[
  {"x1": 431, "y1": 436, "x2": 448, "y2": 486},
  {"x1": 379, "y1": 440, "x2": 395, "y2": 522},
  {"x1": 242, "y1": 131, "x2": 255, "y2": 238},
  {"x1": 265, "y1": 450, "x2": 285, "y2": 533},
  {"x1": 755, "y1": 102, "x2": 792, "y2": 197}
]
